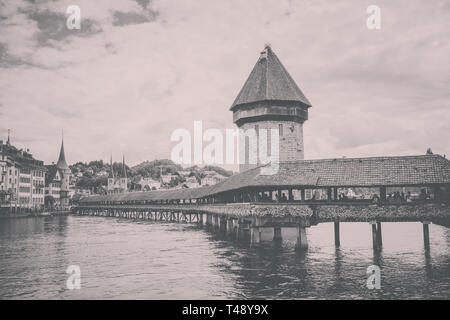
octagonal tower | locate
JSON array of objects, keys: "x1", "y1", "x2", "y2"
[{"x1": 231, "y1": 45, "x2": 312, "y2": 172}]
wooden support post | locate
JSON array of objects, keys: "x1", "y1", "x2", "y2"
[
  {"x1": 333, "y1": 188, "x2": 338, "y2": 201},
  {"x1": 226, "y1": 219, "x2": 234, "y2": 236},
  {"x1": 301, "y1": 189, "x2": 306, "y2": 201},
  {"x1": 234, "y1": 220, "x2": 240, "y2": 240},
  {"x1": 423, "y1": 221, "x2": 430, "y2": 249},
  {"x1": 376, "y1": 221, "x2": 382, "y2": 247},
  {"x1": 220, "y1": 216, "x2": 227, "y2": 233},
  {"x1": 250, "y1": 226, "x2": 261, "y2": 246},
  {"x1": 296, "y1": 225, "x2": 308, "y2": 250},
  {"x1": 273, "y1": 227, "x2": 282, "y2": 242},
  {"x1": 214, "y1": 214, "x2": 219, "y2": 229},
  {"x1": 328, "y1": 188, "x2": 332, "y2": 201},
  {"x1": 370, "y1": 221, "x2": 378, "y2": 249},
  {"x1": 334, "y1": 219, "x2": 340, "y2": 247},
  {"x1": 288, "y1": 189, "x2": 293, "y2": 201}
]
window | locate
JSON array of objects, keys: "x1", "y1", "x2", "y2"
[{"x1": 278, "y1": 123, "x2": 283, "y2": 136}]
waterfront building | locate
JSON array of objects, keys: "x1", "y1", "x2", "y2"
[
  {"x1": 107, "y1": 155, "x2": 128, "y2": 194},
  {"x1": 0, "y1": 131, "x2": 46, "y2": 209},
  {"x1": 45, "y1": 137, "x2": 73, "y2": 209}
]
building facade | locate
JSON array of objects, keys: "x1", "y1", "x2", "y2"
[
  {"x1": 107, "y1": 156, "x2": 128, "y2": 194},
  {"x1": 0, "y1": 132, "x2": 46, "y2": 209},
  {"x1": 231, "y1": 45, "x2": 312, "y2": 172},
  {"x1": 201, "y1": 172, "x2": 226, "y2": 186},
  {"x1": 45, "y1": 138, "x2": 73, "y2": 209}
]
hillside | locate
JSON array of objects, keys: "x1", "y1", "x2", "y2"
[{"x1": 70, "y1": 159, "x2": 234, "y2": 193}]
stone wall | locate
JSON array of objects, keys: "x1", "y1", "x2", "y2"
[{"x1": 239, "y1": 120, "x2": 304, "y2": 172}]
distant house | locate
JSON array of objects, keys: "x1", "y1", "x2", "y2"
[
  {"x1": 161, "y1": 174, "x2": 174, "y2": 184},
  {"x1": 177, "y1": 170, "x2": 191, "y2": 177},
  {"x1": 201, "y1": 173, "x2": 225, "y2": 186},
  {"x1": 184, "y1": 176, "x2": 200, "y2": 188},
  {"x1": 139, "y1": 177, "x2": 161, "y2": 191},
  {"x1": 98, "y1": 170, "x2": 108, "y2": 177}
]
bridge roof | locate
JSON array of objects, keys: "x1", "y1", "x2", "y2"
[
  {"x1": 210, "y1": 154, "x2": 450, "y2": 192},
  {"x1": 79, "y1": 155, "x2": 450, "y2": 203}
]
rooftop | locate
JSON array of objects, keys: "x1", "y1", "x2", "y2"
[
  {"x1": 79, "y1": 154, "x2": 450, "y2": 203},
  {"x1": 230, "y1": 45, "x2": 312, "y2": 110}
]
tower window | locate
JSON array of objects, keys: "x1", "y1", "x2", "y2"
[
  {"x1": 255, "y1": 125, "x2": 259, "y2": 136},
  {"x1": 279, "y1": 124, "x2": 283, "y2": 136}
]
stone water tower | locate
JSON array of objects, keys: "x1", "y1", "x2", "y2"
[{"x1": 231, "y1": 45, "x2": 312, "y2": 172}]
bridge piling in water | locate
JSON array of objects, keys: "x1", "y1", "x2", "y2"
[
  {"x1": 273, "y1": 227, "x2": 282, "y2": 243},
  {"x1": 370, "y1": 221, "x2": 378, "y2": 249},
  {"x1": 370, "y1": 221, "x2": 383, "y2": 250},
  {"x1": 376, "y1": 221, "x2": 383, "y2": 247},
  {"x1": 334, "y1": 219, "x2": 340, "y2": 247},
  {"x1": 423, "y1": 221, "x2": 430, "y2": 249},
  {"x1": 296, "y1": 225, "x2": 308, "y2": 250}
]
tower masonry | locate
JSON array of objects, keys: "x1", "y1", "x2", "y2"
[{"x1": 231, "y1": 45, "x2": 312, "y2": 172}]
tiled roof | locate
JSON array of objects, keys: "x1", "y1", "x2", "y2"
[
  {"x1": 230, "y1": 46, "x2": 312, "y2": 110},
  {"x1": 80, "y1": 155, "x2": 450, "y2": 203},
  {"x1": 209, "y1": 155, "x2": 450, "y2": 192}
]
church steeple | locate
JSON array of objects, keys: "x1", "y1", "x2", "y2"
[
  {"x1": 56, "y1": 133, "x2": 69, "y2": 170},
  {"x1": 109, "y1": 154, "x2": 115, "y2": 179},
  {"x1": 122, "y1": 155, "x2": 127, "y2": 179},
  {"x1": 6, "y1": 129, "x2": 11, "y2": 146}
]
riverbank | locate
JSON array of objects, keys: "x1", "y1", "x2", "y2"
[{"x1": 0, "y1": 210, "x2": 70, "y2": 219}]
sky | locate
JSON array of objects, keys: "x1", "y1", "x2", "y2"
[{"x1": 0, "y1": 0, "x2": 449, "y2": 169}]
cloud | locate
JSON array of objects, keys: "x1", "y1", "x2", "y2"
[{"x1": 0, "y1": 0, "x2": 449, "y2": 167}]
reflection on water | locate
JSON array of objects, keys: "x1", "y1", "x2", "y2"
[{"x1": 0, "y1": 216, "x2": 449, "y2": 299}]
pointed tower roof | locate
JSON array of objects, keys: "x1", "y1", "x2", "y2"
[
  {"x1": 6, "y1": 129, "x2": 11, "y2": 146},
  {"x1": 109, "y1": 155, "x2": 115, "y2": 179},
  {"x1": 231, "y1": 45, "x2": 311, "y2": 110},
  {"x1": 122, "y1": 155, "x2": 127, "y2": 179},
  {"x1": 56, "y1": 135, "x2": 69, "y2": 170}
]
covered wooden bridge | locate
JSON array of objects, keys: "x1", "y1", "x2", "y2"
[{"x1": 76, "y1": 154, "x2": 450, "y2": 250}]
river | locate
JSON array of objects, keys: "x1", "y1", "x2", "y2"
[{"x1": 0, "y1": 215, "x2": 449, "y2": 299}]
